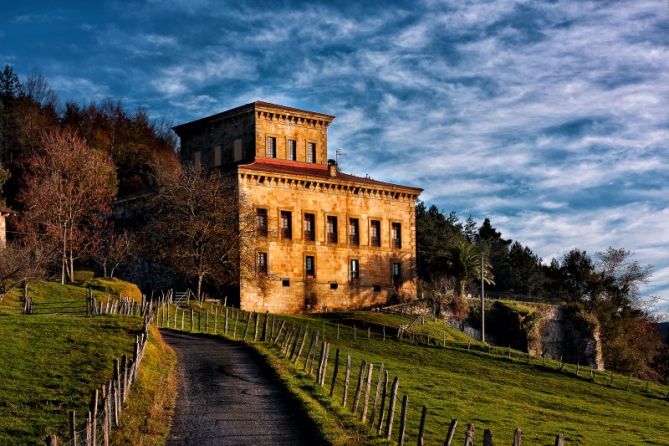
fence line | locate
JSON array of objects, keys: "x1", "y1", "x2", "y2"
[
  {"x1": 44, "y1": 304, "x2": 156, "y2": 445},
  {"x1": 156, "y1": 303, "x2": 588, "y2": 445}
]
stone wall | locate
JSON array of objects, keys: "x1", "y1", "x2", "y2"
[
  {"x1": 239, "y1": 173, "x2": 418, "y2": 314},
  {"x1": 255, "y1": 109, "x2": 329, "y2": 165}
]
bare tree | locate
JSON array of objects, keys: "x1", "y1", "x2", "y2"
[
  {"x1": 18, "y1": 128, "x2": 117, "y2": 283},
  {"x1": 0, "y1": 238, "x2": 50, "y2": 303},
  {"x1": 92, "y1": 230, "x2": 135, "y2": 279},
  {"x1": 144, "y1": 167, "x2": 256, "y2": 300}
]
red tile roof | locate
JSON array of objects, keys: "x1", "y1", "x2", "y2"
[{"x1": 238, "y1": 158, "x2": 422, "y2": 193}]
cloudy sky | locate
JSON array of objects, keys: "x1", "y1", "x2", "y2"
[{"x1": 2, "y1": 0, "x2": 668, "y2": 315}]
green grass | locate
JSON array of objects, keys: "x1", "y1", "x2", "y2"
[
  {"x1": 111, "y1": 324, "x2": 178, "y2": 446},
  {"x1": 0, "y1": 280, "x2": 145, "y2": 445},
  {"x1": 163, "y1": 305, "x2": 669, "y2": 446}
]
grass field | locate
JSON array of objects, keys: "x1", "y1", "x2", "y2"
[
  {"x1": 163, "y1": 305, "x2": 669, "y2": 446},
  {"x1": 0, "y1": 280, "x2": 145, "y2": 444}
]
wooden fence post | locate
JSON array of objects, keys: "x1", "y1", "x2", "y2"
[
  {"x1": 342, "y1": 354, "x2": 351, "y2": 407},
  {"x1": 294, "y1": 329, "x2": 309, "y2": 365},
  {"x1": 512, "y1": 428, "x2": 522, "y2": 446},
  {"x1": 417, "y1": 405, "x2": 427, "y2": 446},
  {"x1": 269, "y1": 313, "x2": 275, "y2": 340},
  {"x1": 206, "y1": 310, "x2": 209, "y2": 333},
  {"x1": 483, "y1": 429, "x2": 493, "y2": 446},
  {"x1": 443, "y1": 419, "x2": 457, "y2": 446},
  {"x1": 289, "y1": 326, "x2": 303, "y2": 360},
  {"x1": 315, "y1": 340, "x2": 325, "y2": 382},
  {"x1": 385, "y1": 376, "x2": 399, "y2": 440},
  {"x1": 254, "y1": 312, "x2": 260, "y2": 341},
  {"x1": 330, "y1": 348, "x2": 340, "y2": 397},
  {"x1": 90, "y1": 389, "x2": 98, "y2": 445},
  {"x1": 190, "y1": 309, "x2": 194, "y2": 332},
  {"x1": 233, "y1": 310, "x2": 240, "y2": 339},
  {"x1": 113, "y1": 359, "x2": 120, "y2": 426},
  {"x1": 198, "y1": 310, "x2": 202, "y2": 332},
  {"x1": 86, "y1": 411, "x2": 91, "y2": 445},
  {"x1": 69, "y1": 411, "x2": 76, "y2": 446},
  {"x1": 272, "y1": 320, "x2": 287, "y2": 347},
  {"x1": 464, "y1": 423, "x2": 475, "y2": 446},
  {"x1": 224, "y1": 307, "x2": 229, "y2": 335},
  {"x1": 121, "y1": 355, "x2": 128, "y2": 403},
  {"x1": 369, "y1": 363, "x2": 384, "y2": 426},
  {"x1": 214, "y1": 307, "x2": 218, "y2": 333},
  {"x1": 262, "y1": 311, "x2": 269, "y2": 341},
  {"x1": 352, "y1": 360, "x2": 367, "y2": 413},
  {"x1": 103, "y1": 384, "x2": 110, "y2": 446},
  {"x1": 398, "y1": 394, "x2": 409, "y2": 446},
  {"x1": 243, "y1": 312, "x2": 252, "y2": 340},
  {"x1": 320, "y1": 343, "x2": 331, "y2": 386},
  {"x1": 361, "y1": 363, "x2": 374, "y2": 422},
  {"x1": 376, "y1": 370, "x2": 389, "y2": 435},
  {"x1": 554, "y1": 433, "x2": 564, "y2": 446},
  {"x1": 303, "y1": 331, "x2": 318, "y2": 371}
]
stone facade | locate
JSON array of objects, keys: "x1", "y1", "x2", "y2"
[
  {"x1": 0, "y1": 208, "x2": 11, "y2": 249},
  {"x1": 174, "y1": 101, "x2": 422, "y2": 313}
]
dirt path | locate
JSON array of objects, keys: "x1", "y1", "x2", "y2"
[{"x1": 161, "y1": 330, "x2": 324, "y2": 446}]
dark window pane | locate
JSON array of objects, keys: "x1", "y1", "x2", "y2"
[
  {"x1": 304, "y1": 213, "x2": 315, "y2": 241},
  {"x1": 306, "y1": 255, "x2": 315, "y2": 278},
  {"x1": 327, "y1": 216, "x2": 338, "y2": 243},
  {"x1": 256, "y1": 208, "x2": 268, "y2": 237},
  {"x1": 280, "y1": 211, "x2": 292, "y2": 239},
  {"x1": 349, "y1": 218, "x2": 359, "y2": 245},
  {"x1": 370, "y1": 220, "x2": 381, "y2": 247},
  {"x1": 392, "y1": 222, "x2": 401, "y2": 249}
]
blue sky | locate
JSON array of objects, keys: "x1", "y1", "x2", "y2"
[{"x1": 2, "y1": 0, "x2": 668, "y2": 316}]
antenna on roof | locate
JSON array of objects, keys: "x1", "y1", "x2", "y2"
[{"x1": 335, "y1": 148, "x2": 346, "y2": 166}]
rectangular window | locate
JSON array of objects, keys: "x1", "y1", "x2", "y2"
[
  {"x1": 350, "y1": 259, "x2": 359, "y2": 280},
  {"x1": 305, "y1": 255, "x2": 315, "y2": 278},
  {"x1": 307, "y1": 142, "x2": 316, "y2": 163},
  {"x1": 392, "y1": 262, "x2": 402, "y2": 284},
  {"x1": 327, "y1": 216, "x2": 338, "y2": 243},
  {"x1": 233, "y1": 139, "x2": 243, "y2": 161},
  {"x1": 392, "y1": 223, "x2": 402, "y2": 249},
  {"x1": 193, "y1": 151, "x2": 201, "y2": 169},
  {"x1": 280, "y1": 211, "x2": 292, "y2": 239},
  {"x1": 349, "y1": 218, "x2": 359, "y2": 245},
  {"x1": 257, "y1": 252, "x2": 268, "y2": 274},
  {"x1": 214, "y1": 145, "x2": 222, "y2": 167},
  {"x1": 266, "y1": 136, "x2": 276, "y2": 158},
  {"x1": 256, "y1": 208, "x2": 268, "y2": 237},
  {"x1": 287, "y1": 139, "x2": 297, "y2": 160},
  {"x1": 304, "y1": 213, "x2": 315, "y2": 242},
  {"x1": 370, "y1": 220, "x2": 381, "y2": 247}
]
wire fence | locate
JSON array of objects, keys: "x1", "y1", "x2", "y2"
[
  {"x1": 44, "y1": 304, "x2": 156, "y2": 446},
  {"x1": 153, "y1": 303, "x2": 669, "y2": 446}
]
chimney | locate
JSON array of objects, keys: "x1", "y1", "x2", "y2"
[{"x1": 328, "y1": 159, "x2": 337, "y2": 177}]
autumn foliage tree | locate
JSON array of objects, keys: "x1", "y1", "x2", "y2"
[{"x1": 18, "y1": 128, "x2": 117, "y2": 283}]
